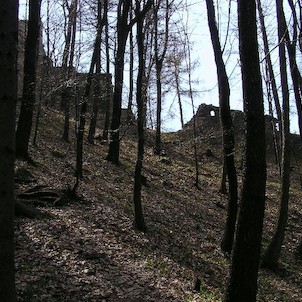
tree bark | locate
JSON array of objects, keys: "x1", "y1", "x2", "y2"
[
  {"x1": 224, "y1": 0, "x2": 266, "y2": 300},
  {"x1": 257, "y1": 0, "x2": 282, "y2": 168},
  {"x1": 133, "y1": 0, "x2": 148, "y2": 232},
  {"x1": 102, "y1": 0, "x2": 111, "y2": 141},
  {"x1": 106, "y1": 1, "x2": 132, "y2": 164},
  {"x1": 0, "y1": 1, "x2": 18, "y2": 300},
  {"x1": 284, "y1": 0, "x2": 302, "y2": 143},
  {"x1": 154, "y1": 0, "x2": 170, "y2": 155},
  {"x1": 88, "y1": 0, "x2": 104, "y2": 144},
  {"x1": 16, "y1": 0, "x2": 42, "y2": 159},
  {"x1": 62, "y1": 0, "x2": 78, "y2": 142}
]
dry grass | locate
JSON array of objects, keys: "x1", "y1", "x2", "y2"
[{"x1": 14, "y1": 108, "x2": 302, "y2": 301}]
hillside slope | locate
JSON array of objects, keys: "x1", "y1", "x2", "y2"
[{"x1": 15, "y1": 108, "x2": 302, "y2": 301}]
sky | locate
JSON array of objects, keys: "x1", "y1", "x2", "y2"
[{"x1": 18, "y1": 0, "x2": 300, "y2": 134}]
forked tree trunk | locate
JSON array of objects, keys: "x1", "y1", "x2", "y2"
[{"x1": 0, "y1": 1, "x2": 18, "y2": 299}]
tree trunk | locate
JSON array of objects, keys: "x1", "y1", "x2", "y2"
[
  {"x1": 0, "y1": 1, "x2": 18, "y2": 299},
  {"x1": 74, "y1": 16, "x2": 104, "y2": 184},
  {"x1": 257, "y1": 0, "x2": 282, "y2": 168},
  {"x1": 261, "y1": 0, "x2": 291, "y2": 269},
  {"x1": 284, "y1": 0, "x2": 302, "y2": 143},
  {"x1": 224, "y1": 0, "x2": 266, "y2": 300},
  {"x1": 154, "y1": 0, "x2": 169, "y2": 155},
  {"x1": 175, "y1": 66, "x2": 184, "y2": 128},
  {"x1": 102, "y1": 0, "x2": 111, "y2": 141},
  {"x1": 88, "y1": 0, "x2": 103, "y2": 144},
  {"x1": 62, "y1": 0, "x2": 78, "y2": 142},
  {"x1": 15, "y1": 0, "x2": 41, "y2": 159},
  {"x1": 127, "y1": 5, "x2": 134, "y2": 122},
  {"x1": 133, "y1": 0, "x2": 148, "y2": 232},
  {"x1": 206, "y1": 0, "x2": 238, "y2": 255},
  {"x1": 106, "y1": 1, "x2": 132, "y2": 164}
]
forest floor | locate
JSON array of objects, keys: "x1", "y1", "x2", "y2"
[{"x1": 14, "y1": 108, "x2": 302, "y2": 302}]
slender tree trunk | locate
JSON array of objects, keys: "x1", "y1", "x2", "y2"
[
  {"x1": 16, "y1": 0, "x2": 41, "y2": 159},
  {"x1": 257, "y1": 0, "x2": 282, "y2": 151},
  {"x1": 224, "y1": 0, "x2": 266, "y2": 300},
  {"x1": 265, "y1": 70, "x2": 281, "y2": 169},
  {"x1": 261, "y1": 0, "x2": 291, "y2": 269},
  {"x1": 133, "y1": 0, "x2": 147, "y2": 232},
  {"x1": 206, "y1": 0, "x2": 238, "y2": 255},
  {"x1": 62, "y1": 0, "x2": 78, "y2": 142},
  {"x1": 154, "y1": 61, "x2": 163, "y2": 154},
  {"x1": 154, "y1": 0, "x2": 169, "y2": 155},
  {"x1": 33, "y1": 84, "x2": 42, "y2": 146},
  {"x1": 106, "y1": 0, "x2": 131, "y2": 164},
  {"x1": 102, "y1": 0, "x2": 111, "y2": 141},
  {"x1": 174, "y1": 66, "x2": 184, "y2": 128},
  {"x1": 128, "y1": 6, "x2": 134, "y2": 121},
  {"x1": 74, "y1": 17, "x2": 104, "y2": 185},
  {"x1": 88, "y1": 0, "x2": 103, "y2": 144},
  {"x1": 284, "y1": 0, "x2": 302, "y2": 143},
  {"x1": 257, "y1": 0, "x2": 282, "y2": 164},
  {"x1": 0, "y1": 1, "x2": 18, "y2": 300}
]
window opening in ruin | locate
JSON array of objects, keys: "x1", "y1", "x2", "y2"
[
  {"x1": 210, "y1": 110, "x2": 216, "y2": 117},
  {"x1": 275, "y1": 121, "x2": 279, "y2": 132}
]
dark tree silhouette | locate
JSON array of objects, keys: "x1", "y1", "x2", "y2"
[
  {"x1": 0, "y1": 1, "x2": 18, "y2": 300},
  {"x1": 62, "y1": 0, "x2": 78, "y2": 142},
  {"x1": 106, "y1": 0, "x2": 152, "y2": 164},
  {"x1": 88, "y1": 0, "x2": 105, "y2": 144},
  {"x1": 106, "y1": 0, "x2": 132, "y2": 164},
  {"x1": 224, "y1": 0, "x2": 266, "y2": 300},
  {"x1": 133, "y1": 0, "x2": 150, "y2": 232},
  {"x1": 154, "y1": 0, "x2": 170, "y2": 155},
  {"x1": 16, "y1": 0, "x2": 42, "y2": 160},
  {"x1": 257, "y1": 0, "x2": 282, "y2": 169}
]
